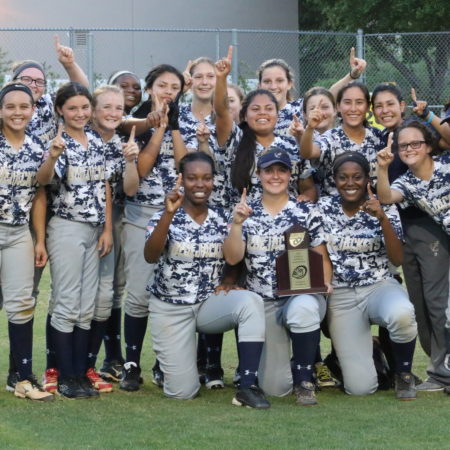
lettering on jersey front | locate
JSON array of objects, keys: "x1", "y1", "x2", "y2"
[
  {"x1": 247, "y1": 235, "x2": 285, "y2": 253},
  {"x1": 67, "y1": 165, "x2": 105, "y2": 183},
  {"x1": 328, "y1": 234, "x2": 382, "y2": 253},
  {"x1": 0, "y1": 167, "x2": 36, "y2": 187},
  {"x1": 168, "y1": 241, "x2": 223, "y2": 259}
]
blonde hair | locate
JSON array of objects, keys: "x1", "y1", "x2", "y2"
[{"x1": 92, "y1": 85, "x2": 124, "y2": 108}]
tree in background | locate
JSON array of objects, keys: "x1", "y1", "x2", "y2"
[
  {"x1": 0, "y1": 47, "x2": 12, "y2": 85},
  {"x1": 298, "y1": 0, "x2": 450, "y2": 104}
]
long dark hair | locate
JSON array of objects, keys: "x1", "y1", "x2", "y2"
[{"x1": 231, "y1": 89, "x2": 279, "y2": 193}]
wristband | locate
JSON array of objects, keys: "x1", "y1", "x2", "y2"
[
  {"x1": 420, "y1": 106, "x2": 430, "y2": 119},
  {"x1": 349, "y1": 70, "x2": 359, "y2": 80},
  {"x1": 426, "y1": 111, "x2": 435, "y2": 124}
]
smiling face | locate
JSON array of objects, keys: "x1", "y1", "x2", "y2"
[
  {"x1": 191, "y1": 62, "x2": 216, "y2": 102},
  {"x1": 334, "y1": 161, "x2": 369, "y2": 205},
  {"x1": 372, "y1": 90, "x2": 405, "y2": 131},
  {"x1": 397, "y1": 127, "x2": 432, "y2": 169},
  {"x1": 337, "y1": 86, "x2": 369, "y2": 129},
  {"x1": 0, "y1": 90, "x2": 35, "y2": 133},
  {"x1": 305, "y1": 94, "x2": 336, "y2": 133},
  {"x1": 93, "y1": 91, "x2": 124, "y2": 133},
  {"x1": 182, "y1": 160, "x2": 214, "y2": 206},
  {"x1": 257, "y1": 163, "x2": 291, "y2": 196},
  {"x1": 116, "y1": 74, "x2": 141, "y2": 113},
  {"x1": 258, "y1": 65, "x2": 292, "y2": 109},
  {"x1": 244, "y1": 93, "x2": 278, "y2": 136},
  {"x1": 16, "y1": 67, "x2": 46, "y2": 102},
  {"x1": 147, "y1": 71, "x2": 182, "y2": 105},
  {"x1": 57, "y1": 94, "x2": 92, "y2": 133}
]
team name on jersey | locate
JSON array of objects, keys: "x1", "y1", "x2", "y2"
[
  {"x1": 0, "y1": 167, "x2": 36, "y2": 187},
  {"x1": 168, "y1": 241, "x2": 223, "y2": 259},
  {"x1": 247, "y1": 235, "x2": 285, "y2": 252},
  {"x1": 160, "y1": 141, "x2": 173, "y2": 156},
  {"x1": 417, "y1": 194, "x2": 449, "y2": 215},
  {"x1": 67, "y1": 165, "x2": 105, "y2": 183},
  {"x1": 328, "y1": 234, "x2": 382, "y2": 253}
]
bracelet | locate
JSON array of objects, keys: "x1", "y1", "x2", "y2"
[
  {"x1": 349, "y1": 70, "x2": 359, "y2": 80},
  {"x1": 419, "y1": 106, "x2": 430, "y2": 119},
  {"x1": 426, "y1": 111, "x2": 435, "y2": 124}
]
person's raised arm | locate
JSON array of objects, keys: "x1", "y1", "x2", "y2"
[
  {"x1": 376, "y1": 134, "x2": 404, "y2": 204},
  {"x1": 329, "y1": 47, "x2": 367, "y2": 98},
  {"x1": 37, "y1": 122, "x2": 65, "y2": 185},
  {"x1": 362, "y1": 183, "x2": 403, "y2": 266},
  {"x1": 214, "y1": 46, "x2": 234, "y2": 147},
  {"x1": 223, "y1": 188, "x2": 252, "y2": 265},
  {"x1": 54, "y1": 35, "x2": 89, "y2": 88},
  {"x1": 122, "y1": 126, "x2": 140, "y2": 196},
  {"x1": 144, "y1": 174, "x2": 184, "y2": 263},
  {"x1": 300, "y1": 99, "x2": 324, "y2": 160}
]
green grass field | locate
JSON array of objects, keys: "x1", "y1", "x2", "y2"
[{"x1": 0, "y1": 268, "x2": 448, "y2": 449}]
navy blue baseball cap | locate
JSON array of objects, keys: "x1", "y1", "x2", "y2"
[
  {"x1": 440, "y1": 105, "x2": 450, "y2": 125},
  {"x1": 257, "y1": 148, "x2": 292, "y2": 169}
]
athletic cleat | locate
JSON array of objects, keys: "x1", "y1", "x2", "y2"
[
  {"x1": 152, "y1": 362, "x2": 164, "y2": 388},
  {"x1": 6, "y1": 371, "x2": 19, "y2": 393},
  {"x1": 14, "y1": 378, "x2": 54, "y2": 402},
  {"x1": 86, "y1": 368, "x2": 113, "y2": 393},
  {"x1": 120, "y1": 362, "x2": 142, "y2": 391},
  {"x1": 444, "y1": 385, "x2": 450, "y2": 395},
  {"x1": 416, "y1": 377, "x2": 445, "y2": 392},
  {"x1": 232, "y1": 385, "x2": 270, "y2": 409},
  {"x1": 395, "y1": 372, "x2": 416, "y2": 400},
  {"x1": 78, "y1": 375, "x2": 100, "y2": 398},
  {"x1": 99, "y1": 360, "x2": 123, "y2": 382},
  {"x1": 294, "y1": 381, "x2": 318, "y2": 406},
  {"x1": 58, "y1": 377, "x2": 89, "y2": 399},
  {"x1": 204, "y1": 366, "x2": 225, "y2": 389},
  {"x1": 314, "y1": 362, "x2": 340, "y2": 388},
  {"x1": 42, "y1": 368, "x2": 59, "y2": 394}
]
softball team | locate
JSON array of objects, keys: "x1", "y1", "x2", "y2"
[{"x1": 2, "y1": 39, "x2": 450, "y2": 407}]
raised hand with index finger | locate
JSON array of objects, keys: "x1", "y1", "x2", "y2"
[
  {"x1": 165, "y1": 173, "x2": 184, "y2": 213},
  {"x1": 349, "y1": 47, "x2": 366, "y2": 79},
  {"x1": 305, "y1": 98, "x2": 325, "y2": 129},
  {"x1": 215, "y1": 45, "x2": 233, "y2": 79},
  {"x1": 232, "y1": 188, "x2": 253, "y2": 225},
  {"x1": 123, "y1": 125, "x2": 139, "y2": 162},
  {"x1": 376, "y1": 132, "x2": 394, "y2": 169},
  {"x1": 360, "y1": 183, "x2": 385, "y2": 221},
  {"x1": 49, "y1": 122, "x2": 66, "y2": 159},
  {"x1": 54, "y1": 34, "x2": 74, "y2": 66}
]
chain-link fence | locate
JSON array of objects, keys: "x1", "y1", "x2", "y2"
[{"x1": 1, "y1": 27, "x2": 449, "y2": 112}]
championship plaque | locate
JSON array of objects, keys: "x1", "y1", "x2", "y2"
[{"x1": 276, "y1": 224, "x2": 328, "y2": 296}]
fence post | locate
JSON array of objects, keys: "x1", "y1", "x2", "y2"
[
  {"x1": 356, "y1": 28, "x2": 365, "y2": 84},
  {"x1": 87, "y1": 32, "x2": 94, "y2": 88},
  {"x1": 232, "y1": 29, "x2": 238, "y2": 84}
]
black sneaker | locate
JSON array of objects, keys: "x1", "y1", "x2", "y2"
[
  {"x1": 152, "y1": 362, "x2": 164, "y2": 388},
  {"x1": 78, "y1": 375, "x2": 100, "y2": 398},
  {"x1": 120, "y1": 362, "x2": 142, "y2": 391},
  {"x1": 294, "y1": 381, "x2": 318, "y2": 406},
  {"x1": 99, "y1": 360, "x2": 123, "y2": 382},
  {"x1": 232, "y1": 385, "x2": 270, "y2": 409},
  {"x1": 204, "y1": 366, "x2": 224, "y2": 389},
  {"x1": 395, "y1": 372, "x2": 416, "y2": 401},
  {"x1": 58, "y1": 377, "x2": 90, "y2": 399},
  {"x1": 6, "y1": 371, "x2": 19, "y2": 393}
]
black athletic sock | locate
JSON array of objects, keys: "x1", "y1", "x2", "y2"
[
  {"x1": 315, "y1": 343, "x2": 323, "y2": 364},
  {"x1": 9, "y1": 352, "x2": 17, "y2": 374},
  {"x1": 234, "y1": 327, "x2": 240, "y2": 374},
  {"x1": 46, "y1": 314, "x2": 57, "y2": 369},
  {"x1": 8, "y1": 320, "x2": 33, "y2": 381},
  {"x1": 124, "y1": 313, "x2": 148, "y2": 366},
  {"x1": 52, "y1": 326, "x2": 74, "y2": 379},
  {"x1": 291, "y1": 329, "x2": 321, "y2": 385},
  {"x1": 87, "y1": 320, "x2": 108, "y2": 370},
  {"x1": 73, "y1": 326, "x2": 90, "y2": 376},
  {"x1": 103, "y1": 307, "x2": 124, "y2": 363},
  {"x1": 238, "y1": 341, "x2": 263, "y2": 388},
  {"x1": 197, "y1": 333, "x2": 207, "y2": 369},
  {"x1": 204, "y1": 333, "x2": 223, "y2": 368},
  {"x1": 391, "y1": 338, "x2": 416, "y2": 374}
]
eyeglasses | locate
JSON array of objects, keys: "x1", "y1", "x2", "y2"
[
  {"x1": 398, "y1": 140, "x2": 426, "y2": 152},
  {"x1": 17, "y1": 76, "x2": 46, "y2": 88}
]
